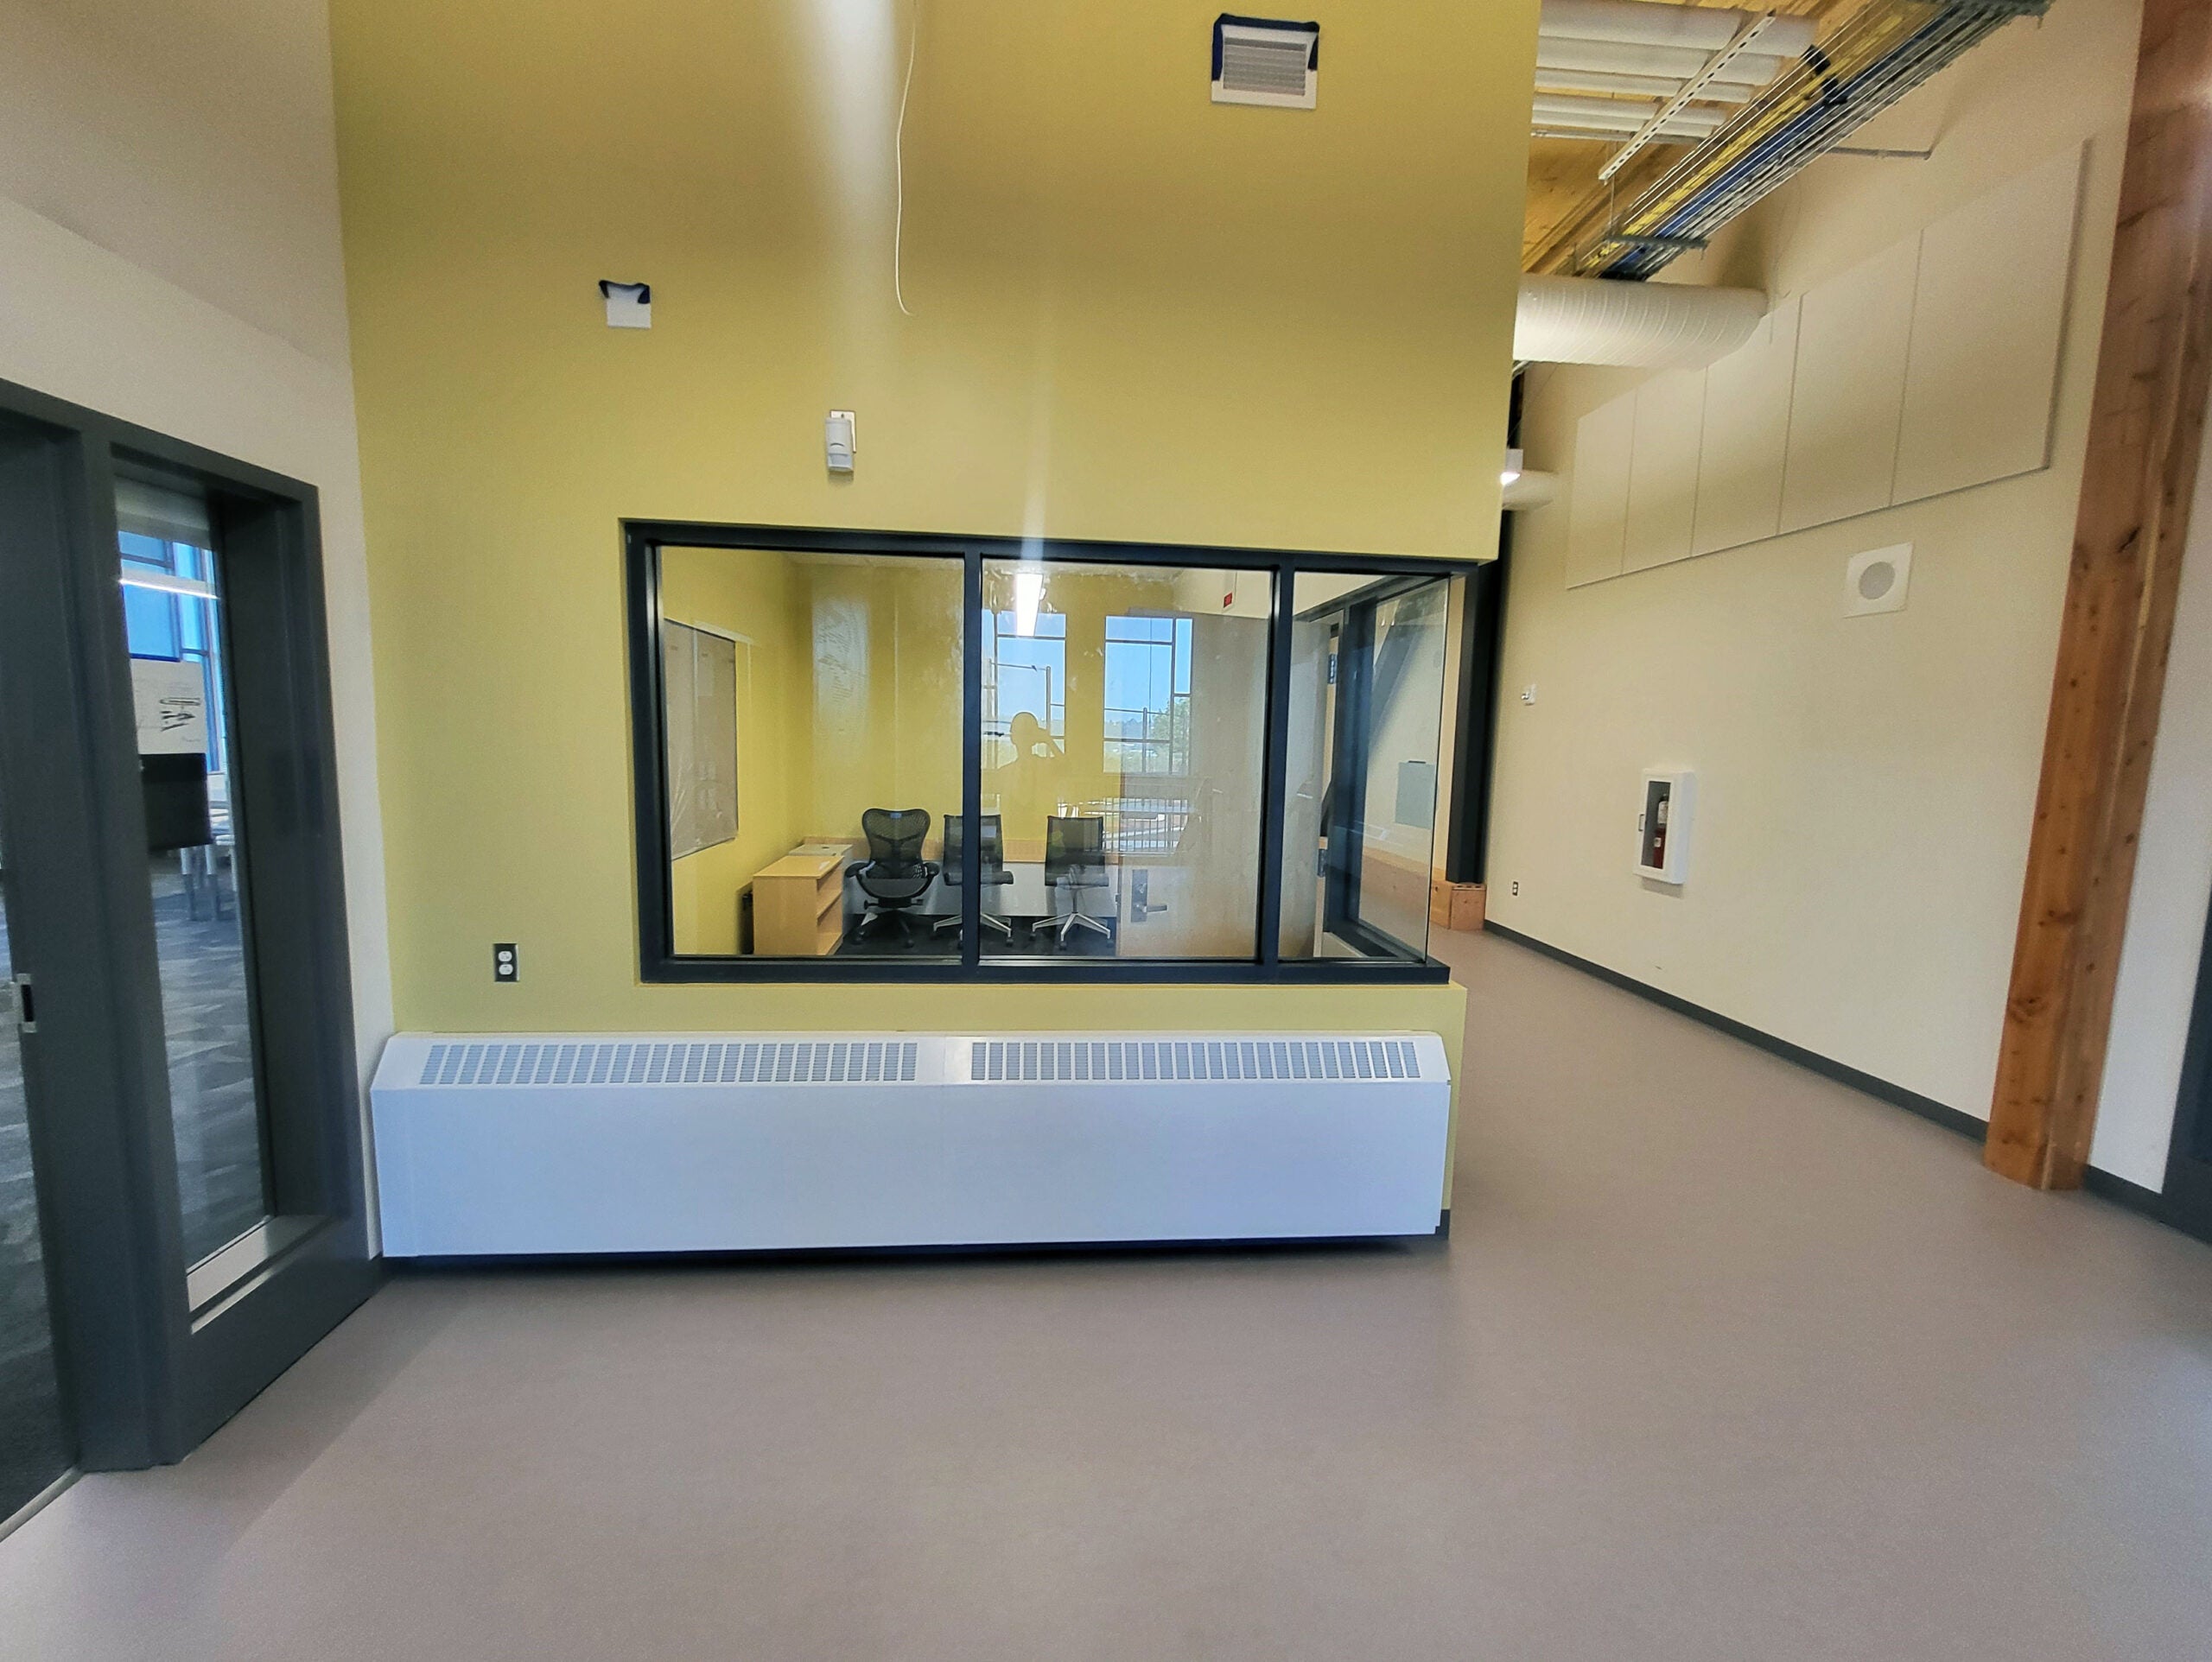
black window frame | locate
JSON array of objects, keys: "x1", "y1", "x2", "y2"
[
  {"x1": 625, "y1": 521, "x2": 1472, "y2": 985},
  {"x1": 0, "y1": 373, "x2": 373, "y2": 1472}
]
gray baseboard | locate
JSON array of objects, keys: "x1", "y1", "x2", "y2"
[
  {"x1": 1481, "y1": 922, "x2": 1981, "y2": 1139},
  {"x1": 1479, "y1": 921, "x2": 2195, "y2": 1236}
]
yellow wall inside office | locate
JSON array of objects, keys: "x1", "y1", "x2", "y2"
[
  {"x1": 660, "y1": 547, "x2": 806, "y2": 955},
  {"x1": 331, "y1": 0, "x2": 1512, "y2": 1142},
  {"x1": 661, "y1": 547, "x2": 967, "y2": 954}
]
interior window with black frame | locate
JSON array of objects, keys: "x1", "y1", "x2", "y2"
[
  {"x1": 633, "y1": 530, "x2": 1457, "y2": 982},
  {"x1": 978, "y1": 559, "x2": 1269, "y2": 961},
  {"x1": 657, "y1": 546, "x2": 964, "y2": 961},
  {"x1": 1279, "y1": 570, "x2": 1451, "y2": 964}
]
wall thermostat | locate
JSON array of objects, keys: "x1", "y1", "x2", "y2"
[
  {"x1": 1636, "y1": 770, "x2": 1694, "y2": 885},
  {"x1": 825, "y1": 409, "x2": 856, "y2": 474}
]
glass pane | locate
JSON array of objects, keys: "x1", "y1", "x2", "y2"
[
  {"x1": 1281, "y1": 573, "x2": 1450, "y2": 962},
  {"x1": 117, "y1": 523, "x2": 274, "y2": 1266},
  {"x1": 981, "y1": 560, "x2": 1269, "y2": 959},
  {"x1": 660, "y1": 548, "x2": 963, "y2": 959},
  {"x1": 1, "y1": 733, "x2": 72, "y2": 1519}
]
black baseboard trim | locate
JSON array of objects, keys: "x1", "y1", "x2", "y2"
[
  {"x1": 1481, "y1": 921, "x2": 1983, "y2": 1141},
  {"x1": 2081, "y1": 1165, "x2": 2212, "y2": 1249},
  {"x1": 1481, "y1": 922, "x2": 2205, "y2": 1236}
]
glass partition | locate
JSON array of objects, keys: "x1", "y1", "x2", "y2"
[
  {"x1": 979, "y1": 560, "x2": 1269, "y2": 959},
  {"x1": 635, "y1": 531, "x2": 1457, "y2": 980},
  {"x1": 1280, "y1": 572, "x2": 1450, "y2": 962},
  {"x1": 117, "y1": 498, "x2": 275, "y2": 1268},
  {"x1": 660, "y1": 547, "x2": 963, "y2": 960}
]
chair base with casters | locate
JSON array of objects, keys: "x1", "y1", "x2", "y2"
[
  {"x1": 931, "y1": 813, "x2": 1015, "y2": 942},
  {"x1": 1035, "y1": 814, "x2": 1114, "y2": 951},
  {"x1": 856, "y1": 905, "x2": 929, "y2": 946},
  {"x1": 1033, "y1": 908, "x2": 1113, "y2": 948},
  {"x1": 933, "y1": 911, "x2": 1014, "y2": 939}
]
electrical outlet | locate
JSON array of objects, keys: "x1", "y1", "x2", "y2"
[
  {"x1": 493, "y1": 942, "x2": 518, "y2": 983},
  {"x1": 1510, "y1": 880, "x2": 1520, "y2": 896}
]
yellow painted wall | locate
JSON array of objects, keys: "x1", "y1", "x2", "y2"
[{"x1": 330, "y1": 0, "x2": 1510, "y2": 1156}]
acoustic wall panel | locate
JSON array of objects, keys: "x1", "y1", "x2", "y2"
[
  {"x1": 1779, "y1": 237, "x2": 1920, "y2": 534},
  {"x1": 1624, "y1": 368, "x2": 1707, "y2": 572},
  {"x1": 1892, "y1": 143, "x2": 2083, "y2": 507},
  {"x1": 1691, "y1": 296, "x2": 1798, "y2": 556},
  {"x1": 1566, "y1": 392, "x2": 1636, "y2": 587}
]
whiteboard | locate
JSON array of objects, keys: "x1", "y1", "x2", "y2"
[{"x1": 662, "y1": 621, "x2": 738, "y2": 859}]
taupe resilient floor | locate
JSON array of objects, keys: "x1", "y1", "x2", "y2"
[{"x1": 3, "y1": 929, "x2": 2209, "y2": 1660}]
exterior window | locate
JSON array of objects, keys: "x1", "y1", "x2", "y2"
[
  {"x1": 1103, "y1": 614, "x2": 1192, "y2": 776},
  {"x1": 978, "y1": 561, "x2": 1266, "y2": 961},
  {"x1": 982, "y1": 608, "x2": 1066, "y2": 766}
]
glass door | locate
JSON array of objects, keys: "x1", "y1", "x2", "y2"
[
  {"x1": 114, "y1": 484, "x2": 307, "y2": 1304},
  {"x1": 1280, "y1": 572, "x2": 1452, "y2": 964},
  {"x1": 0, "y1": 384, "x2": 373, "y2": 1477},
  {"x1": 0, "y1": 766, "x2": 72, "y2": 1524}
]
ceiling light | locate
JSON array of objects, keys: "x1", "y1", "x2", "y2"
[
  {"x1": 1013, "y1": 568, "x2": 1045, "y2": 638},
  {"x1": 119, "y1": 569, "x2": 216, "y2": 599}
]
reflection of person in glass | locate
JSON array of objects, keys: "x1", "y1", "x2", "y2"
[{"x1": 1001, "y1": 711, "x2": 1065, "y2": 834}]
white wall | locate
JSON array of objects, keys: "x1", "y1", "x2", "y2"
[
  {"x1": 0, "y1": 3, "x2": 392, "y2": 1170},
  {"x1": 1488, "y1": 0, "x2": 2146, "y2": 1147}
]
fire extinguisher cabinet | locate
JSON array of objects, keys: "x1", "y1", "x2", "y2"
[{"x1": 1636, "y1": 770, "x2": 1695, "y2": 885}]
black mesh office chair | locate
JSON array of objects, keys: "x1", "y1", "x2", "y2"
[
  {"x1": 1034, "y1": 815, "x2": 1112, "y2": 947},
  {"x1": 853, "y1": 808, "x2": 939, "y2": 943},
  {"x1": 933, "y1": 814, "x2": 1015, "y2": 939}
]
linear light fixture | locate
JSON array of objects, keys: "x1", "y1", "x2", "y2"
[
  {"x1": 1012, "y1": 568, "x2": 1046, "y2": 638},
  {"x1": 119, "y1": 569, "x2": 216, "y2": 599}
]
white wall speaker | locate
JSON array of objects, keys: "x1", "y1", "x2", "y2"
[{"x1": 1844, "y1": 542, "x2": 1912, "y2": 617}]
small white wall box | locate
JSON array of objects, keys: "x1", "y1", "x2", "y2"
[
  {"x1": 1211, "y1": 16, "x2": 1319, "y2": 108},
  {"x1": 1636, "y1": 770, "x2": 1695, "y2": 884},
  {"x1": 599, "y1": 280, "x2": 651, "y2": 328},
  {"x1": 824, "y1": 409, "x2": 856, "y2": 473},
  {"x1": 1844, "y1": 543, "x2": 1912, "y2": 617}
]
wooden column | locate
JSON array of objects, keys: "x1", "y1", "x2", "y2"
[{"x1": 1986, "y1": 0, "x2": 2212, "y2": 1188}]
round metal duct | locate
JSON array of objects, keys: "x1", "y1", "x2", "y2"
[{"x1": 1514, "y1": 274, "x2": 1767, "y2": 369}]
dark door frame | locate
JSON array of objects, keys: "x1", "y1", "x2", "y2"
[
  {"x1": 0, "y1": 376, "x2": 374, "y2": 1468},
  {"x1": 2158, "y1": 899, "x2": 2212, "y2": 1245}
]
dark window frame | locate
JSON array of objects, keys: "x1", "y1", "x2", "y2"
[
  {"x1": 0, "y1": 373, "x2": 374, "y2": 1472},
  {"x1": 624, "y1": 521, "x2": 1476, "y2": 985}
]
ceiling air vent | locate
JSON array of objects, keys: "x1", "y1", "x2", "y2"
[{"x1": 1211, "y1": 14, "x2": 1319, "y2": 109}]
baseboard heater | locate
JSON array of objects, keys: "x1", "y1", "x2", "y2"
[{"x1": 369, "y1": 1031, "x2": 1451, "y2": 1256}]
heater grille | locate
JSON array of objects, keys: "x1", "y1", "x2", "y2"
[
  {"x1": 966, "y1": 1037, "x2": 1420, "y2": 1083},
  {"x1": 416, "y1": 1038, "x2": 919, "y2": 1088}
]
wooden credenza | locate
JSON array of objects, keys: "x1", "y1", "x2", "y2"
[{"x1": 752, "y1": 851, "x2": 847, "y2": 956}]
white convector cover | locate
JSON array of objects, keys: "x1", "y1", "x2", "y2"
[{"x1": 369, "y1": 1031, "x2": 1451, "y2": 1255}]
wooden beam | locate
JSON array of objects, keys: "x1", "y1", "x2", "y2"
[{"x1": 1986, "y1": 0, "x2": 2212, "y2": 1188}]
